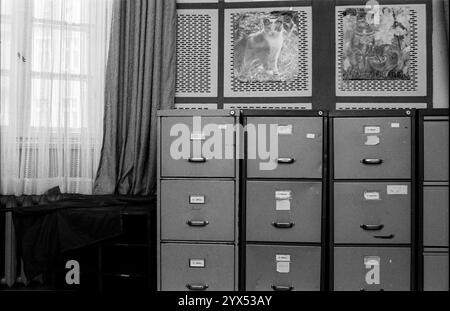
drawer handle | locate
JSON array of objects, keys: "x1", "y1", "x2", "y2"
[
  {"x1": 271, "y1": 285, "x2": 294, "y2": 291},
  {"x1": 361, "y1": 158, "x2": 383, "y2": 165},
  {"x1": 186, "y1": 283, "x2": 209, "y2": 291},
  {"x1": 360, "y1": 224, "x2": 384, "y2": 231},
  {"x1": 272, "y1": 222, "x2": 295, "y2": 229},
  {"x1": 374, "y1": 234, "x2": 395, "y2": 239},
  {"x1": 188, "y1": 157, "x2": 206, "y2": 163},
  {"x1": 277, "y1": 157, "x2": 295, "y2": 164},
  {"x1": 187, "y1": 220, "x2": 209, "y2": 227},
  {"x1": 360, "y1": 288, "x2": 384, "y2": 291}
]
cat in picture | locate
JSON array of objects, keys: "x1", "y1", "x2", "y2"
[{"x1": 234, "y1": 12, "x2": 297, "y2": 82}]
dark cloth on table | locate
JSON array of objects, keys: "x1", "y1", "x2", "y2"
[{"x1": 12, "y1": 193, "x2": 153, "y2": 279}]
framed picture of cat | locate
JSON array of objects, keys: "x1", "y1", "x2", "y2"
[
  {"x1": 335, "y1": 4, "x2": 427, "y2": 96},
  {"x1": 224, "y1": 6, "x2": 312, "y2": 97}
]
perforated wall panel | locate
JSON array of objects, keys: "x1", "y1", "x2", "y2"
[
  {"x1": 335, "y1": 4, "x2": 427, "y2": 97},
  {"x1": 176, "y1": 9, "x2": 218, "y2": 97},
  {"x1": 224, "y1": 7, "x2": 312, "y2": 97}
]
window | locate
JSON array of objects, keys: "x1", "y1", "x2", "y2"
[{"x1": 0, "y1": 0, "x2": 112, "y2": 195}]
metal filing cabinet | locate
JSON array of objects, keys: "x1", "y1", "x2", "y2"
[
  {"x1": 241, "y1": 110, "x2": 326, "y2": 291},
  {"x1": 157, "y1": 110, "x2": 240, "y2": 291},
  {"x1": 330, "y1": 110, "x2": 415, "y2": 291},
  {"x1": 419, "y1": 109, "x2": 449, "y2": 291}
]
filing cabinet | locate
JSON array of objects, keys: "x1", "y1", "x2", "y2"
[
  {"x1": 423, "y1": 250, "x2": 449, "y2": 291},
  {"x1": 160, "y1": 243, "x2": 235, "y2": 291},
  {"x1": 246, "y1": 181, "x2": 321, "y2": 243},
  {"x1": 334, "y1": 117, "x2": 411, "y2": 179},
  {"x1": 157, "y1": 110, "x2": 239, "y2": 291},
  {"x1": 334, "y1": 182, "x2": 411, "y2": 244},
  {"x1": 418, "y1": 109, "x2": 449, "y2": 291},
  {"x1": 246, "y1": 117, "x2": 323, "y2": 179},
  {"x1": 331, "y1": 110, "x2": 415, "y2": 291},
  {"x1": 334, "y1": 247, "x2": 411, "y2": 291},
  {"x1": 241, "y1": 110, "x2": 326, "y2": 291},
  {"x1": 246, "y1": 245, "x2": 321, "y2": 291}
]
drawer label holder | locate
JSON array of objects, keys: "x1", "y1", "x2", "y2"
[
  {"x1": 387, "y1": 185, "x2": 408, "y2": 195},
  {"x1": 364, "y1": 126, "x2": 381, "y2": 134},
  {"x1": 364, "y1": 191, "x2": 380, "y2": 200},
  {"x1": 276, "y1": 254, "x2": 291, "y2": 274},
  {"x1": 189, "y1": 195, "x2": 205, "y2": 204},
  {"x1": 189, "y1": 259, "x2": 205, "y2": 268},
  {"x1": 277, "y1": 125, "x2": 293, "y2": 135},
  {"x1": 275, "y1": 190, "x2": 292, "y2": 211}
]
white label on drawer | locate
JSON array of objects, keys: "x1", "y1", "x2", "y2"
[
  {"x1": 189, "y1": 195, "x2": 205, "y2": 204},
  {"x1": 276, "y1": 254, "x2": 291, "y2": 273},
  {"x1": 364, "y1": 135, "x2": 380, "y2": 146},
  {"x1": 189, "y1": 259, "x2": 205, "y2": 268},
  {"x1": 190, "y1": 132, "x2": 205, "y2": 140},
  {"x1": 277, "y1": 125, "x2": 292, "y2": 135},
  {"x1": 387, "y1": 185, "x2": 408, "y2": 195},
  {"x1": 306, "y1": 133, "x2": 315, "y2": 139},
  {"x1": 276, "y1": 199, "x2": 291, "y2": 211},
  {"x1": 391, "y1": 122, "x2": 400, "y2": 128},
  {"x1": 364, "y1": 191, "x2": 380, "y2": 200},
  {"x1": 275, "y1": 190, "x2": 292, "y2": 200},
  {"x1": 276, "y1": 254, "x2": 291, "y2": 262},
  {"x1": 364, "y1": 126, "x2": 381, "y2": 134}
]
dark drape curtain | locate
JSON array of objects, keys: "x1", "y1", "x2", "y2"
[{"x1": 94, "y1": 0, "x2": 176, "y2": 195}]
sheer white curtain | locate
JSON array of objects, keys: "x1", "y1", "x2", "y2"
[{"x1": 0, "y1": 0, "x2": 112, "y2": 195}]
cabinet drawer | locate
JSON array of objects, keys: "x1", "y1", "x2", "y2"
[
  {"x1": 246, "y1": 117, "x2": 322, "y2": 178},
  {"x1": 424, "y1": 121, "x2": 449, "y2": 181},
  {"x1": 246, "y1": 245, "x2": 321, "y2": 291},
  {"x1": 423, "y1": 187, "x2": 449, "y2": 247},
  {"x1": 424, "y1": 252, "x2": 449, "y2": 291},
  {"x1": 246, "y1": 181, "x2": 321, "y2": 243},
  {"x1": 161, "y1": 180, "x2": 235, "y2": 241},
  {"x1": 160, "y1": 243, "x2": 235, "y2": 291},
  {"x1": 334, "y1": 182, "x2": 411, "y2": 244},
  {"x1": 334, "y1": 247, "x2": 410, "y2": 291},
  {"x1": 161, "y1": 117, "x2": 235, "y2": 177},
  {"x1": 334, "y1": 117, "x2": 411, "y2": 179}
]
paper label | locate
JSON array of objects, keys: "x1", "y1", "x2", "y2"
[
  {"x1": 276, "y1": 254, "x2": 291, "y2": 273},
  {"x1": 364, "y1": 191, "x2": 380, "y2": 200},
  {"x1": 189, "y1": 195, "x2": 205, "y2": 204},
  {"x1": 275, "y1": 190, "x2": 292, "y2": 200},
  {"x1": 364, "y1": 256, "x2": 380, "y2": 266},
  {"x1": 364, "y1": 126, "x2": 381, "y2": 134},
  {"x1": 190, "y1": 132, "x2": 205, "y2": 140},
  {"x1": 276, "y1": 199, "x2": 291, "y2": 211},
  {"x1": 277, "y1": 125, "x2": 293, "y2": 135},
  {"x1": 189, "y1": 259, "x2": 205, "y2": 268},
  {"x1": 365, "y1": 135, "x2": 380, "y2": 146},
  {"x1": 306, "y1": 133, "x2": 316, "y2": 139},
  {"x1": 387, "y1": 185, "x2": 408, "y2": 195},
  {"x1": 391, "y1": 123, "x2": 400, "y2": 128}
]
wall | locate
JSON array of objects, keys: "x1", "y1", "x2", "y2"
[{"x1": 175, "y1": 0, "x2": 446, "y2": 110}]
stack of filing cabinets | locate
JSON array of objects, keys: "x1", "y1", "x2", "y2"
[
  {"x1": 242, "y1": 110, "x2": 326, "y2": 291},
  {"x1": 330, "y1": 110, "x2": 415, "y2": 291},
  {"x1": 157, "y1": 110, "x2": 240, "y2": 291},
  {"x1": 418, "y1": 109, "x2": 449, "y2": 291}
]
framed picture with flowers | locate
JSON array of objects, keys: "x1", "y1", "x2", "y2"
[{"x1": 335, "y1": 4, "x2": 427, "y2": 96}]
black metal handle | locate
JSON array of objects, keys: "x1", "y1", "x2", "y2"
[
  {"x1": 277, "y1": 157, "x2": 295, "y2": 164},
  {"x1": 272, "y1": 222, "x2": 295, "y2": 229},
  {"x1": 188, "y1": 157, "x2": 206, "y2": 163},
  {"x1": 361, "y1": 158, "x2": 383, "y2": 165},
  {"x1": 186, "y1": 283, "x2": 209, "y2": 291},
  {"x1": 187, "y1": 220, "x2": 209, "y2": 227},
  {"x1": 360, "y1": 224, "x2": 384, "y2": 231},
  {"x1": 271, "y1": 285, "x2": 294, "y2": 291},
  {"x1": 374, "y1": 234, "x2": 395, "y2": 239},
  {"x1": 360, "y1": 288, "x2": 384, "y2": 291}
]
